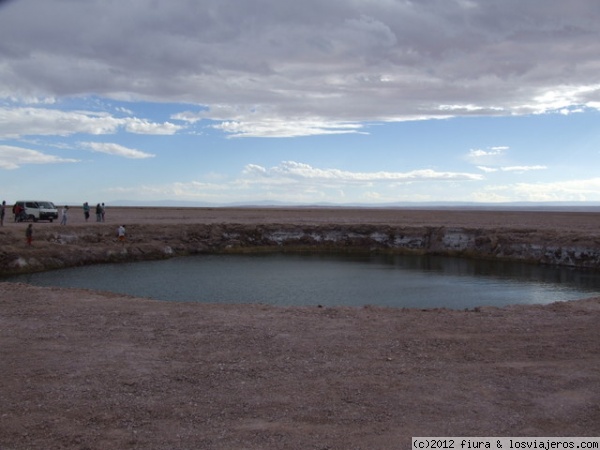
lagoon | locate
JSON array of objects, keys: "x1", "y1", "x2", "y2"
[{"x1": 5, "y1": 253, "x2": 600, "y2": 309}]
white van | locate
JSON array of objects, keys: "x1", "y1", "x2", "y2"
[{"x1": 13, "y1": 201, "x2": 59, "y2": 222}]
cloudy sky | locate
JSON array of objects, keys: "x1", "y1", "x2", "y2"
[{"x1": 1, "y1": 0, "x2": 600, "y2": 206}]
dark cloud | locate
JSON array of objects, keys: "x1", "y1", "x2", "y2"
[{"x1": 1, "y1": 0, "x2": 599, "y2": 133}]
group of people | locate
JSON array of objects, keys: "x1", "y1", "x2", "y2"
[
  {"x1": 0, "y1": 201, "x2": 107, "y2": 225},
  {"x1": 0, "y1": 199, "x2": 126, "y2": 245},
  {"x1": 59, "y1": 202, "x2": 108, "y2": 225},
  {"x1": 0, "y1": 200, "x2": 28, "y2": 225},
  {"x1": 80, "y1": 202, "x2": 106, "y2": 223}
]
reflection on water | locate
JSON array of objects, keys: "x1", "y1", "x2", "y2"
[{"x1": 5, "y1": 253, "x2": 600, "y2": 309}]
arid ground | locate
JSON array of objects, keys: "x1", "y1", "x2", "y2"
[{"x1": 1, "y1": 207, "x2": 599, "y2": 449}]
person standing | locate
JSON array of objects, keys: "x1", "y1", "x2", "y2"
[
  {"x1": 83, "y1": 202, "x2": 90, "y2": 222},
  {"x1": 13, "y1": 203, "x2": 22, "y2": 222},
  {"x1": 26, "y1": 224, "x2": 33, "y2": 246},
  {"x1": 0, "y1": 200, "x2": 5, "y2": 226},
  {"x1": 95, "y1": 203, "x2": 102, "y2": 222},
  {"x1": 101, "y1": 203, "x2": 106, "y2": 222},
  {"x1": 60, "y1": 205, "x2": 69, "y2": 225}
]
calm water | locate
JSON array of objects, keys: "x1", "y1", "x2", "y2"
[{"x1": 5, "y1": 253, "x2": 600, "y2": 309}]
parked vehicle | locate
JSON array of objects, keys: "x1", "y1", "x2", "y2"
[{"x1": 13, "y1": 201, "x2": 59, "y2": 222}]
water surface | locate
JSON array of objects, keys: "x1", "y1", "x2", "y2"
[{"x1": 5, "y1": 253, "x2": 600, "y2": 309}]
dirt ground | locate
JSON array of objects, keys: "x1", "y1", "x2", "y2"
[
  {"x1": 9, "y1": 204, "x2": 600, "y2": 231},
  {"x1": 89, "y1": 204, "x2": 600, "y2": 232},
  {"x1": 1, "y1": 207, "x2": 600, "y2": 449}
]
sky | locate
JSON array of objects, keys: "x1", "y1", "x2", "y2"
[{"x1": 1, "y1": 0, "x2": 600, "y2": 206}]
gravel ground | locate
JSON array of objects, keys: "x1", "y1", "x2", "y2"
[{"x1": 1, "y1": 207, "x2": 599, "y2": 449}]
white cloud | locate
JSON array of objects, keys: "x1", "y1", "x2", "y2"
[
  {"x1": 182, "y1": 105, "x2": 367, "y2": 137},
  {"x1": 171, "y1": 111, "x2": 203, "y2": 124},
  {"x1": 477, "y1": 164, "x2": 547, "y2": 173},
  {"x1": 124, "y1": 118, "x2": 183, "y2": 135},
  {"x1": 213, "y1": 119, "x2": 365, "y2": 138},
  {"x1": 469, "y1": 146, "x2": 547, "y2": 174},
  {"x1": 472, "y1": 178, "x2": 600, "y2": 202},
  {"x1": 0, "y1": 107, "x2": 182, "y2": 139},
  {"x1": 243, "y1": 161, "x2": 483, "y2": 183},
  {"x1": 79, "y1": 142, "x2": 155, "y2": 159},
  {"x1": 512, "y1": 178, "x2": 600, "y2": 201},
  {"x1": 0, "y1": 107, "x2": 119, "y2": 138},
  {"x1": 477, "y1": 166, "x2": 498, "y2": 173},
  {"x1": 500, "y1": 165, "x2": 547, "y2": 173},
  {"x1": 107, "y1": 161, "x2": 484, "y2": 204},
  {"x1": 467, "y1": 146, "x2": 508, "y2": 164},
  {"x1": 0, "y1": 145, "x2": 79, "y2": 170}
]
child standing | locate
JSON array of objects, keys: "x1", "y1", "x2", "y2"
[
  {"x1": 117, "y1": 225, "x2": 126, "y2": 242},
  {"x1": 26, "y1": 224, "x2": 33, "y2": 246}
]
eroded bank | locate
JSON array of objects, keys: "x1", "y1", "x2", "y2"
[{"x1": 2, "y1": 222, "x2": 600, "y2": 275}]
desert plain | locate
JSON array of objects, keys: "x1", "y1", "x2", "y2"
[{"x1": 1, "y1": 207, "x2": 599, "y2": 449}]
